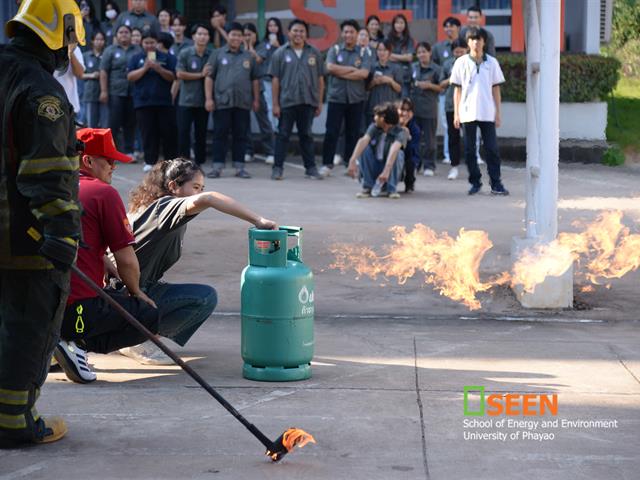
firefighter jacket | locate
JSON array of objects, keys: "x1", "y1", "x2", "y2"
[{"x1": 0, "y1": 43, "x2": 81, "y2": 270}]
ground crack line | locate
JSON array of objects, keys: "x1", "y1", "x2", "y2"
[
  {"x1": 414, "y1": 337, "x2": 430, "y2": 480},
  {"x1": 608, "y1": 344, "x2": 640, "y2": 385}
]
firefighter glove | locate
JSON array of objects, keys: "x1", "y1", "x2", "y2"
[{"x1": 39, "y1": 235, "x2": 78, "y2": 271}]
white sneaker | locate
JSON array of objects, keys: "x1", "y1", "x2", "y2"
[
  {"x1": 447, "y1": 166, "x2": 459, "y2": 180},
  {"x1": 244, "y1": 154, "x2": 253, "y2": 163},
  {"x1": 423, "y1": 169, "x2": 435, "y2": 177},
  {"x1": 54, "y1": 340, "x2": 97, "y2": 384},
  {"x1": 477, "y1": 156, "x2": 485, "y2": 165},
  {"x1": 119, "y1": 340, "x2": 173, "y2": 365},
  {"x1": 143, "y1": 164, "x2": 153, "y2": 172},
  {"x1": 333, "y1": 154, "x2": 343, "y2": 166},
  {"x1": 319, "y1": 165, "x2": 333, "y2": 177},
  {"x1": 442, "y1": 157, "x2": 451, "y2": 164},
  {"x1": 265, "y1": 155, "x2": 275, "y2": 165}
]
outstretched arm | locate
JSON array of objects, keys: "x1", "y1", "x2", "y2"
[{"x1": 184, "y1": 191, "x2": 276, "y2": 229}]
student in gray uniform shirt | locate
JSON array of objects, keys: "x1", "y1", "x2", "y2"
[
  {"x1": 432, "y1": 17, "x2": 461, "y2": 166},
  {"x1": 124, "y1": 158, "x2": 277, "y2": 364},
  {"x1": 169, "y1": 15, "x2": 194, "y2": 58},
  {"x1": 439, "y1": 38, "x2": 468, "y2": 181},
  {"x1": 459, "y1": 5, "x2": 496, "y2": 57},
  {"x1": 270, "y1": 18, "x2": 325, "y2": 180},
  {"x1": 346, "y1": 103, "x2": 408, "y2": 199},
  {"x1": 102, "y1": 2, "x2": 120, "y2": 46},
  {"x1": 320, "y1": 19, "x2": 373, "y2": 177},
  {"x1": 204, "y1": 22, "x2": 259, "y2": 179},
  {"x1": 176, "y1": 24, "x2": 212, "y2": 166},
  {"x1": 259, "y1": 17, "x2": 286, "y2": 132},
  {"x1": 114, "y1": 0, "x2": 160, "y2": 36},
  {"x1": 387, "y1": 14, "x2": 415, "y2": 97},
  {"x1": 366, "y1": 39, "x2": 403, "y2": 126},
  {"x1": 83, "y1": 30, "x2": 108, "y2": 128},
  {"x1": 244, "y1": 23, "x2": 275, "y2": 164},
  {"x1": 410, "y1": 42, "x2": 442, "y2": 176},
  {"x1": 100, "y1": 25, "x2": 142, "y2": 155}
]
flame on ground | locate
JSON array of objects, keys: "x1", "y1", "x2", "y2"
[
  {"x1": 281, "y1": 428, "x2": 316, "y2": 452},
  {"x1": 330, "y1": 211, "x2": 640, "y2": 310}
]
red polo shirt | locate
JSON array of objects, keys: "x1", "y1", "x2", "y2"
[{"x1": 68, "y1": 175, "x2": 135, "y2": 305}]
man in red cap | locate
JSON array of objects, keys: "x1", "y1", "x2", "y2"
[{"x1": 53, "y1": 128, "x2": 159, "y2": 384}]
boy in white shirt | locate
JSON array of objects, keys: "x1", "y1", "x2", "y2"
[{"x1": 450, "y1": 27, "x2": 508, "y2": 196}]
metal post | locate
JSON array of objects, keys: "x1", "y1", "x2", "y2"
[
  {"x1": 524, "y1": 0, "x2": 541, "y2": 239},
  {"x1": 536, "y1": 0, "x2": 561, "y2": 242},
  {"x1": 257, "y1": 0, "x2": 266, "y2": 38}
]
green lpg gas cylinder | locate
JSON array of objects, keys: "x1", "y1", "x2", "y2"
[{"x1": 241, "y1": 226, "x2": 314, "y2": 381}]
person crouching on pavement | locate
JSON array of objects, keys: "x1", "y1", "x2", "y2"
[
  {"x1": 346, "y1": 102, "x2": 408, "y2": 199},
  {"x1": 54, "y1": 128, "x2": 160, "y2": 384},
  {"x1": 120, "y1": 158, "x2": 277, "y2": 364}
]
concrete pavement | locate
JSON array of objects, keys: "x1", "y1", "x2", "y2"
[{"x1": 2, "y1": 159, "x2": 639, "y2": 479}]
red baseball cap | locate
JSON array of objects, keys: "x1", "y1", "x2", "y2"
[{"x1": 77, "y1": 128, "x2": 133, "y2": 163}]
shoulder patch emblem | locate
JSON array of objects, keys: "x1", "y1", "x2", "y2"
[
  {"x1": 242, "y1": 59, "x2": 250, "y2": 69},
  {"x1": 37, "y1": 96, "x2": 64, "y2": 122},
  {"x1": 308, "y1": 56, "x2": 316, "y2": 66}
]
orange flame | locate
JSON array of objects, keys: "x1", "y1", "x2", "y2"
[
  {"x1": 282, "y1": 428, "x2": 316, "y2": 452},
  {"x1": 330, "y1": 211, "x2": 640, "y2": 309},
  {"x1": 331, "y1": 225, "x2": 497, "y2": 310},
  {"x1": 512, "y1": 211, "x2": 640, "y2": 292}
]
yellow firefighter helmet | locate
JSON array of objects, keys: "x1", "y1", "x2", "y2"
[{"x1": 5, "y1": 0, "x2": 86, "y2": 50}]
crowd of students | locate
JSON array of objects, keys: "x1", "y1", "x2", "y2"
[{"x1": 61, "y1": 1, "x2": 508, "y2": 195}]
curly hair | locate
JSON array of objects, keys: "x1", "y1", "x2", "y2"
[{"x1": 128, "y1": 158, "x2": 203, "y2": 212}]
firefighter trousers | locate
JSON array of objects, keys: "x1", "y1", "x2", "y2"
[{"x1": 0, "y1": 269, "x2": 69, "y2": 443}]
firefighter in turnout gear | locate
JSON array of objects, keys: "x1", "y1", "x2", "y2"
[{"x1": 0, "y1": 0, "x2": 85, "y2": 447}]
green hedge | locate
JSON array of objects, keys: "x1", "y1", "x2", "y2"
[{"x1": 497, "y1": 54, "x2": 621, "y2": 103}]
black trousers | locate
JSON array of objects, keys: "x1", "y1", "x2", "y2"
[
  {"x1": 62, "y1": 290, "x2": 159, "y2": 355},
  {"x1": 446, "y1": 111, "x2": 461, "y2": 167},
  {"x1": 177, "y1": 106, "x2": 209, "y2": 165},
  {"x1": 108, "y1": 95, "x2": 136, "y2": 153},
  {"x1": 136, "y1": 106, "x2": 178, "y2": 166},
  {"x1": 322, "y1": 101, "x2": 364, "y2": 167},
  {"x1": 414, "y1": 116, "x2": 437, "y2": 171},
  {"x1": 212, "y1": 107, "x2": 250, "y2": 168},
  {"x1": 0, "y1": 269, "x2": 69, "y2": 443},
  {"x1": 274, "y1": 104, "x2": 317, "y2": 171}
]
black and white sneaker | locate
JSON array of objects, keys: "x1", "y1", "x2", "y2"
[{"x1": 54, "y1": 340, "x2": 97, "y2": 384}]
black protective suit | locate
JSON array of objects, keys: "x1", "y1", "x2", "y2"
[{"x1": 0, "y1": 31, "x2": 81, "y2": 444}]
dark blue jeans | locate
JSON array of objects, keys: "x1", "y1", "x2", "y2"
[
  {"x1": 462, "y1": 121, "x2": 503, "y2": 187},
  {"x1": 322, "y1": 101, "x2": 364, "y2": 167},
  {"x1": 85, "y1": 101, "x2": 109, "y2": 128},
  {"x1": 359, "y1": 147, "x2": 404, "y2": 193},
  {"x1": 146, "y1": 282, "x2": 217, "y2": 347},
  {"x1": 212, "y1": 107, "x2": 250, "y2": 169},
  {"x1": 274, "y1": 104, "x2": 316, "y2": 171},
  {"x1": 177, "y1": 106, "x2": 209, "y2": 165}
]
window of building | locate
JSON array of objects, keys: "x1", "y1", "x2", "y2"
[{"x1": 380, "y1": 0, "x2": 437, "y2": 20}]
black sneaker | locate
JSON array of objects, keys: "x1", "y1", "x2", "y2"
[
  {"x1": 53, "y1": 340, "x2": 97, "y2": 384},
  {"x1": 468, "y1": 183, "x2": 483, "y2": 195},
  {"x1": 305, "y1": 167, "x2": 323, "y2": 180},
  {"x1": 491, "y1": 184, "x2": 510, "y2": 196},
  {"x1": 271, "y1": 166, "x2": 283, "y2": 180}
]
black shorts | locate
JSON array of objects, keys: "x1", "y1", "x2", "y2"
[{"x1": 62, "y1": 289, "x2": 159, "y2": 354}]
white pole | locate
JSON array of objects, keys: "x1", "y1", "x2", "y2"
[
  {"x1": 536, "y1": 0, "x2": 561, "y2": 242},
  {"x1": 524, "y1": 0, "x2": 541, "y2": 239}
]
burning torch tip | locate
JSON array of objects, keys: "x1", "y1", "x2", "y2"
[{"x1": 266, "y1": 428, "x2": 316, "y2": 462}]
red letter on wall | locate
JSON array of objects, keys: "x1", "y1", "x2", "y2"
[{"x1": 289, "y1": 0, "x2": 340, "y2": 51}]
